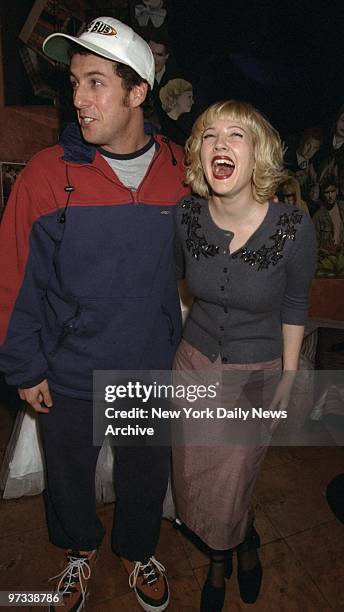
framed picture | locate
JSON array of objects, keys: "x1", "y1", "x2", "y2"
[
  {"x1": 19, "y1": 0, "x2": 86, "y2": 62},
  {"x1": 0, "y1": 163, "x2": 26, "y2": 219}
]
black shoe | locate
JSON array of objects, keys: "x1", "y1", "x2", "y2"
[
  {"x1": 237, "y1": 558, "x2": 262, "y2": 604},
  {"x1": 326, "y1": 473, "x2": 344, "y2": 523},
  {"x1": 200, "y1": 575, "x2": 226, "y2": 612},
  {"x1": 237, "y1": 526, "x2": 262, "y2": 604}
]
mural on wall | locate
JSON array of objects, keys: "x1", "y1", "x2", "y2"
[
  {"x1": 0, "y1": 163, "x2": 26, "y2": 219},
  {"x1": 19, "y1": 0, "x2": 85, "y2": 60}
]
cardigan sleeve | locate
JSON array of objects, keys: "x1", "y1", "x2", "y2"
[{"x1": 281, "y1": 211, "x2": 317, "y2": 325}]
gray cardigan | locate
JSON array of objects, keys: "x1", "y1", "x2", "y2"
[{"x1": 175, "y1": 196, "x2": 317, "y2": 364}]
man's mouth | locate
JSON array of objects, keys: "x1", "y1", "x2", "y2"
[
  {"x1": 79, "y1": 116, "x2": 96, "y2": 125},
  {"x1": 212, "y1": 156, "x2": 235, "y2": 180}
]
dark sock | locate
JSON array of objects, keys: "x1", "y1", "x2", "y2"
[{"x1": 208, "y1": 553, "x2": 225, "y2": 588}]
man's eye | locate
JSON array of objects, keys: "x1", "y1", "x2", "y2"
[
  {"x1": 70, "y1": 81, "x2": 77, "y2": 89},
  {"x1": 91, "y1": 79, "x2": 102, "y2": 87}
]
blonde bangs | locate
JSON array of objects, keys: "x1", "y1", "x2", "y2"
[{"x1": 185, "y1": 100, "x2": 287, "y2": 202}]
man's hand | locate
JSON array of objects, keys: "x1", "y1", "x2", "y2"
[{"x1": 18, "y1": 379, "x2": 53, "y2": 413}]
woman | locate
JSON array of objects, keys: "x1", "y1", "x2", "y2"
[
  {"x1": 159, "y1": 78, "x2": 194, "y2": 120},
  {"x1": 172, "y1": 100, "x2": 317, "y2": 611},
  {"x1": 278, "y1": 175, "x2": 310, "y2": 214},
  {"x1": 158, "y1": 78, "x2": 194, "y2": 145}
]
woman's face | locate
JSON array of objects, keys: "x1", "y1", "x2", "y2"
[
  {"x1": 282, "y1": 189, "x2": 296, "y2": 206},
  {"x1": 176, "y1": 89, "x2": 193, "y2": 114},
  {"x1": 200, "y1": 118, "x2": 255, "y2": 200}
]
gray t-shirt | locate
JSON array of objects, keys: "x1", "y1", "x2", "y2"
[
  {"x1": 175, "y1": 196, "x2": 317, "y2": 364},
  {"x1": 99, "y1": 137, "x2": 155, "y2": 191}
]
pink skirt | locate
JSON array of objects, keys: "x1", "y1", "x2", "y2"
[{"x1": 172, "y1": 339, "x2": 281, "y2": 550}]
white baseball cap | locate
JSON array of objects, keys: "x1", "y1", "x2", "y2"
[{"x1": 43, "y1": 16, "x2": 155, "y2": 89}]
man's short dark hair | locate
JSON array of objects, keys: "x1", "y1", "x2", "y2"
[
  {"x1": 148, "y1": 32, "x2": 170, "y2": 55},
  {"x1": 68, "y1": 44, "x2": 152, "y2": 112},
  {"x1": 320, "y1": 174, "x2": 338, "y2": 192}
]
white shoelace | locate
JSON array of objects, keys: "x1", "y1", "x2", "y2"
[
  {"x1": 129, "y1": 556, "x2": 166, "y2": 589},
  {"x1": 49, "y1": 554, "x2": 92, "y2": 601}
]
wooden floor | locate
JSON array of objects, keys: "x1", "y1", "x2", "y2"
[{"x1": 1, "y1": 404, "x2": 344, "y2": 611}]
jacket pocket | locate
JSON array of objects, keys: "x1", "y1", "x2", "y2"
[{"x1": 42, "y1": 295, "x2": 83, "y2": 356}]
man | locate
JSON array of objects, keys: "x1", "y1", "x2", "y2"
[
  {"x1": 313, "y1": 175, "x2": 344, "y2": 249},
  {"x1": 148, "y1": 34, "x2": 181, "y2": 128},
  {"x1": 149, "y1": 38, "x2": 171, "y2": 86},
  {"x1": 284, "y1": 127, "x2": 321, "y2": 199},
  {"x1": 0, "y1": 16, "x2": 188, "y2": 612}
]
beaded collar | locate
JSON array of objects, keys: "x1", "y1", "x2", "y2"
[{"x1": 181, "y1": 198, "x2": 303, "y2": 269}]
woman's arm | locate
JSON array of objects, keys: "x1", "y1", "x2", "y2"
[{"x1": 282, "y1": 323, "x2": 305, "y2": 371}]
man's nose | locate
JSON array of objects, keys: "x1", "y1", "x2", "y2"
[{"x1": 73, "y1": 84, "x2": 90, "y2": 109}]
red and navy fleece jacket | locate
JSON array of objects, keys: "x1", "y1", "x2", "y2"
[{"x1": 0, "y1": 123, "x2": 189, "y2": 399}]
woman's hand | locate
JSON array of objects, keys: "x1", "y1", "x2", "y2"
[{"x1": 268, "y1": 370, "x2": 297, "y2": 431}]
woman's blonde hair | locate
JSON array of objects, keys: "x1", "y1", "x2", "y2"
[
  {"x1": 159, "y1": 78, "x2": 193, "y2": 113},
  {"x1": 185, "y1": 100, "x2": 287, "y2": 203},
  {"x1": 279, "y1": 176, "x2": 302, "y2": 206}
]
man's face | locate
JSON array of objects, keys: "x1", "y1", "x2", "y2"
[
  {"x1": 70, "y1": 53, "x2": 143, "y2": 153},
  {"x1": 322, "y1": 184, "x2": 338, "y2": 208},
  {"x1": 148, "y1": 41, "x2": 169, "y2": 75},
  {"x1": 301, "y1": 137, "x2": 320, "y2": 160},
  {"x1": 310, "y1": 184, "x2": 319, "y2": 201}
]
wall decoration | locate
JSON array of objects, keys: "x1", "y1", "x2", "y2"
[
  {"x1": 19, "y1": 0, "x2": 85, "y2": 62},
  {"x1": 0, "y1": 162, "x2": 26, "y2": 219}
]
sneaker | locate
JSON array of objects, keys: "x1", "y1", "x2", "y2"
[
  {"x1": 122, "y1": 556, "x2": 169, "y2": 612},
  {"x1": 48, "y1": 549, "x2": 96, "y2": 611}
]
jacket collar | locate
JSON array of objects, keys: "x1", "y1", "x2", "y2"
[
  {"x1": 59, "y1": 121, "x2": 162, "y2": 164},
  {"x1": 59, "y1": 122, "x2": 96, "y2": 164}
]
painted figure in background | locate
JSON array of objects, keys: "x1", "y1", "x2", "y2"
[
  {"x1": 285, "y1": 127, "x2": 321, "y2": 199},
  {"x1": 313, "y1": 175, "x2": 344, "y2": 250},
  {"x1": 159, "y1": 78, "x2": 194, "y2": 145},
  {"x1": 278, "y1": 175, "x2": 310, "y2": 214},
  {"x1": 314, "y1": 104, "x2": 344, "y2": 184},
  {"x1": 148, "y1": 33, "x2": 181, "y2": 129}
]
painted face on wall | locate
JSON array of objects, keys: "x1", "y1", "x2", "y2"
[
  {"x1": 148, "y1": 41, "x2": 169, "y2": 74},
  {"x1": 322, "y1": 185, "x2": 338, "y2": 208},
  {"x1": 309, "y1": 184, "x2": 320, "y2": 201},
  {"x1": 301, "y1": 137, "x2": 321, "y2": 160},
  {"x1": 176, "y1": 89, "x2": 194, "y2": 115},
  {"x1": 281, "y1": 189, "x2": 296, "y2": 206}
]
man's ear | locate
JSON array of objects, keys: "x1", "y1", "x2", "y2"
[{"x1": 130, "y1": 82, "x2": 148, "y2": 108}]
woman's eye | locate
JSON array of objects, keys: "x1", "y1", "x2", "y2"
[
  {"x1": 230, "y1": 132, "x2": 243, "y2": 138},
  {"x1": 203, "y1": 133, "x2": 215, "y2": 139}
]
